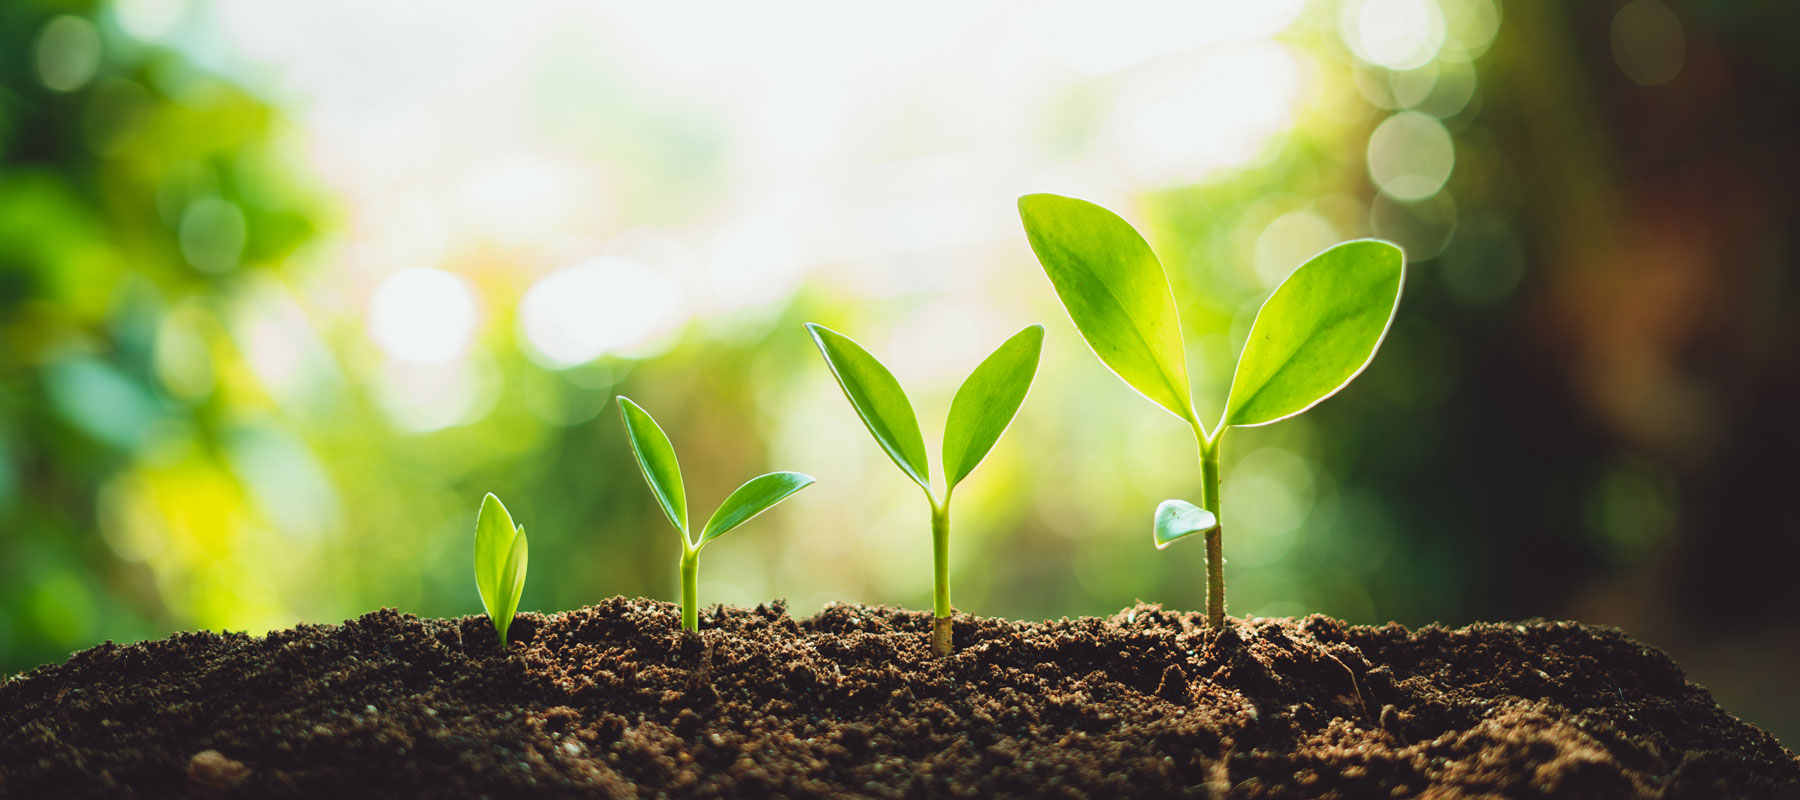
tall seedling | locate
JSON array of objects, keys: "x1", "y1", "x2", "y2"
[
  {"x1": 1018, "y1": 193, "x2": 1404, "y2": 627},
  {"x1": 618, "y1": 396, "x2": 815, "y2": 632},
  {"x1": 807, "y1": 323, "x2": 1044, "y2": 656}
]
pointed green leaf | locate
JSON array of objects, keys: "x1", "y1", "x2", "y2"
[
  {"x1": 618, "y1": 396, "x2": 688, "y2": 536},
  {"x1": 1153, "y1": 499, "x2": 1217, "y2": 550},
  {"x1": 474, "y1": 494, "x2": 527, "y2": 645},
  {"x1": 1018, "y1": 193, "x2": 1195, "y2": 425},
  {"x1": 942, "y1": 324, "x2": 1044, "y2": 491},
  {"x1": 698, "y1": 471, "x2": 816, "y2": 548},
  {"x1": 805, "y1": 323, "x2": 931, "y2": 492},
  {"x1": 493, "y1": 525, "x2": 528, "y2": 645},
  {"x1": 474, "y1": 493, "x2": 513, "y2": 623},
  {"x1": 1223, "y1": 240, "x2": 1405, "y2": 428}
]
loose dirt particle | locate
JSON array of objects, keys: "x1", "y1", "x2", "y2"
[{"x1": 185, "y1": 749, "x2": 250, "y2": 798}]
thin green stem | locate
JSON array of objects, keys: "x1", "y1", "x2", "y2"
[
  {"x1": 680, "y1": 545, "x2": 699, "y2": 631},
  {"x1": 930, "y1": 498, "x2": 953, "y2": 656},
  {"x1": 1193, "y1": 421, "x2": 1226, "y2": 627}
]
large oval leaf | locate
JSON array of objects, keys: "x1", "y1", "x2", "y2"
[
  {"x1": 1222, "y1": 240, "x2": 1405, "y2": 428},
  {"x1": 1018, "y1": 193, "x2": 1195, "y2": 425},
  {"x1": 1152, "y1": 498, "x2": 1217, "y2": 550},
  {"x1": 618, "y1": 396, "x2": 688, "y2": 536},
  {"x1": 805, "y1": 323, "x2": 931, "y2": 493},
  {"x1": 698, "y1": 471, "x2": 816, "y2": 548},
  {"x1": 942, "y1": 324, "x2": 1044, "y2": 491}
]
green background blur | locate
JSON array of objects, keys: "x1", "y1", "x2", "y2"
[{"x1": 4, "y1": 0, "x2": 1797, "y2": 744}]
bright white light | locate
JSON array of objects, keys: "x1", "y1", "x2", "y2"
[
  {"x1": 1112, "y1": 40, "x2": 1304, "y2": 184},
  {"x1": 1343, "y1": 0, "x2": 1447, "y2": 71},
  {"x1": 1367, "y1": 111, "x2": 1454, "y2": 201},
  {"x1": 367, "y1": 268, "x2": 479, "y2": 364},
  {"x1": 519, "y1": 256, "x2": 684, "y2": 368},
  {"x1": 452, "y1": 157, "x2": 575, "y2": 244},
  {"x1": 706, "y1": 216, "x2": 802, "y2": 313},
  {"x1": 1041, "y1": 0, "x2": 1306, "y2": 74}
]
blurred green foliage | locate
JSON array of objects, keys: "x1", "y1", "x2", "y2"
[{"x1": 3, "y1": 1, "x2": 1798, "y2": 748}]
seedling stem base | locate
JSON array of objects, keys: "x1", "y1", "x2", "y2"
[
  {"x1": 930, "y1": 502, "x2": 952, "y2": 656},
  {"x1": 680, "y1": 547, "x2": 700, "y2": 631}
]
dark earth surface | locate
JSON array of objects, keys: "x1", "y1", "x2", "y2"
[{"x1": 2, "y1": 598, "x2": 1796, "y2": 798}]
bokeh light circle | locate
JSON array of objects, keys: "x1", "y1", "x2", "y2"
[
  {"x1": 1367, "y1": 111, "x2": 1455, "y2": 201},
  {"x1": 1611, "y1": 0, "x2": 1685, "y2": 86},
  {"x1": 1341, "y1": 0, "x2": 1447, "y2": 71},
  {"x1": 518, "y1": 256, "x2": 684, "y2": 369},
  {"x1": 367, "y1": 268, "x2": 479, "y2": 364}
]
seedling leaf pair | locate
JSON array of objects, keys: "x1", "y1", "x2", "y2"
[
  {"x1": 807, "y1": 323, "x2": 1044, "y2": 502},
  {"x1": 474, "y1": 493, "x2": 529, "y2": 646},
  {"x1": 807, "y1": 322, "x2": 1044, "y2": 655},
  {"x1": 1019, "y1": 193, "x2": 1403, "y2": 435},
  {"x1": 1018, "y1": 192, "x2": 1403, "y2": 625},
  {"x1": 619, "y1": 396, "x2": 814, "y2": 630}
]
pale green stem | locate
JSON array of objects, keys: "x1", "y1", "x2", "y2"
[
  {"x1": 1193, "y1": 421, "x2": 1226, "y2": 627},
  {"x1": 930, "y1": 498, "x2": 953, "y2": 656},
  {"x1": 680, "y1": 545, "x2": 699, "y2": 631}
]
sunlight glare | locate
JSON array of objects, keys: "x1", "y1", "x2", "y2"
[
  {"x1": 367, "y1": 268, "x2": 479, "y2": 364},
  {"x1": 519, "y1": 256, "x2": 685, "y2": 369},
  {"x1": 1342, "y1": 0, "x2": 1447, "y2": 71}
]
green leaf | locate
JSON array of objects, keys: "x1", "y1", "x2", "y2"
[
  {"x1": 618, "y1": 396, "x2": 688, "y2": 536},
  {"x1": 805, "y1": 323, "x2": 931, "y2": 493},
  {"x1": 1223, "y1": 240, "x2": 1405, "y2": 428},
  {"x1": 474, "y1": 493, "x2": 528, "y2": 645},
  {"x1": 1018, "y1": 193, "x2": 1195, "y2": 425},
  {"x1": 942, "y1": 324, "x2": 1044, "y2": 491},
  {"x1": 1152, "y1": 499, "x2": 1217, "y2": 550},
  {"x1": 698, "y1": 471, "x2": 816, "y2": 548},
  {"x1": 493, "y1": 525, "x2": 528, "y2": 645}
]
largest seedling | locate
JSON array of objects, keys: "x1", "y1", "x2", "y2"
[{"x1": 1019, "y1": 193, "x2": 1403, "y2": 627}]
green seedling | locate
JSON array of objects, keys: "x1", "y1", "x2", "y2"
[
  {"x1": 1018, "y1": 193, "x2": 1403, "y2": 627},
  {"x1": 618, "y1": 396, "x2": 815, "y2": 632},
  {"x1": 807, "y1": 322, "x2": 1044, "y2": 656},
  {"x1": 474, "y1": 492, "x2": 529, "y2": 647}
]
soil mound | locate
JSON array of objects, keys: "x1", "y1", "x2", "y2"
[{"x1": 2, "y1": 598, "x2": 1794, "y2": 798}]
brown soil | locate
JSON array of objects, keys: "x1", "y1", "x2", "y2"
[{"x1": 2, "y1": 599, "x2": 1795, "y2": 799}]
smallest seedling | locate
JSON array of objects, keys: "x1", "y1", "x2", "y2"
[
  {"x1": 474, "y1": 493, "x2": 529, "y2": 647},
  {"x1": 619, "y1": 396, "x2": 815, "y2": 632}
]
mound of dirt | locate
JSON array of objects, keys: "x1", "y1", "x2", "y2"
[{"x1": 2, "y1": 598, "x2": 1794, "y2": 798}]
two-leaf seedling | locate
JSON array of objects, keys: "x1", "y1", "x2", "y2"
[
  {"x1": 1018, "y1": 193, "x2": 1404, "y2": 627},
  {"x1": 618, "y1": 396, "x2": 815, "y2": 632},
  {"x1": 807, "y1": 322, "x2": 1044, "y2": 656},
  {"x1": 474, "y1": 493, "x2": 529, "y2": 646}
]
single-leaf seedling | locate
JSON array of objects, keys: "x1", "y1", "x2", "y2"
[
  {"x1": 618, "y1": 396, "x2": 815, "y2": 632},
  {"x1": 1018, "y1": 193, "x2": 1404, "y2": 627},
  {"x1": 474, "y1": 492, "x2": 529, "y2": 647},
  {"x1": 807, "y1": 322, "x2": 1044, "y2": 656}
]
